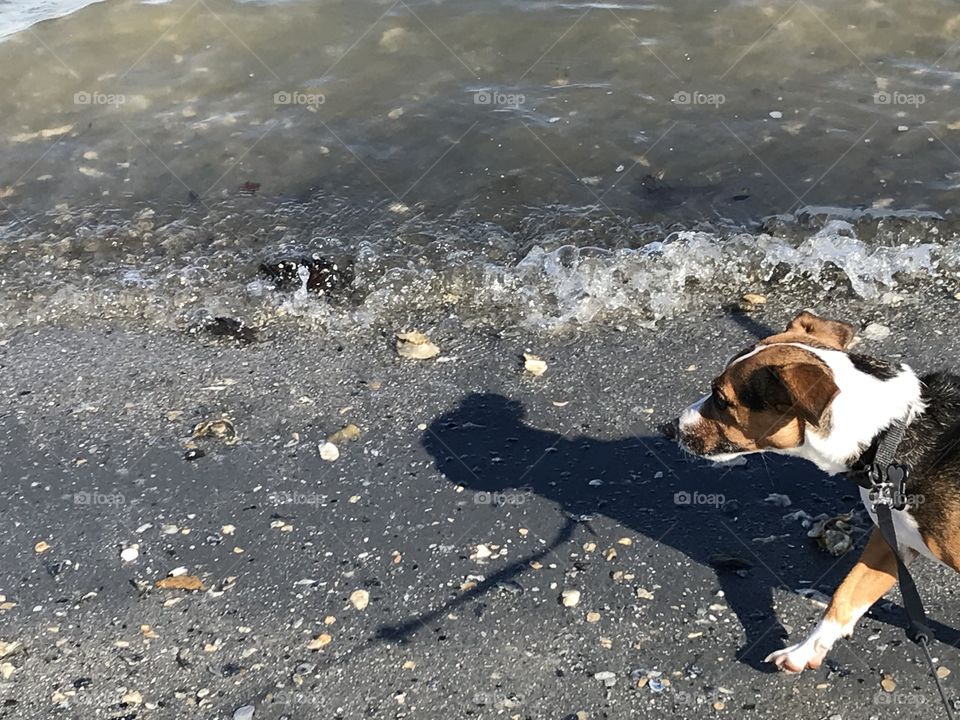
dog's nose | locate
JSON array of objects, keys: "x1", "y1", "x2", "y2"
[{"x1": 659, "y1": 418, "x2": 679, "y2": 440}]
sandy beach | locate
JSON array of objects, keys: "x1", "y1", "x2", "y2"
[{"x1": 2, "y1": 295, "x2": 959, "y2": 719}]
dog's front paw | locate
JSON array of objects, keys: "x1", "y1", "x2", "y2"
[{"x1": 764, "y1": 642, "x2": 827, "y2": 673}]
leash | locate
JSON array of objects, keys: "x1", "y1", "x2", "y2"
[{"x1": 852, "y1": 419, "x2": 955, "y2": 719}]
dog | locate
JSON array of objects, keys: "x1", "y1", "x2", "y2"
[{"x1": 666, "y1": 310, "x2": 960, "y2": 673}]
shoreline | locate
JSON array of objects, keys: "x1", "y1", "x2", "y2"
[{"x1": 1, "y1": 302, "x2": 959, "y2": 718}]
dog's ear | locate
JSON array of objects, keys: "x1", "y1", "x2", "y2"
[
  {"x1": 768, "y1": 361, "x2": 840, "y2": 426},
  {"x1": 785, "y1": 311, "x2": 856, "y2": 350}
]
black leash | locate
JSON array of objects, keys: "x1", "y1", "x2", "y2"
[{"x1": 852, "y1": 419, "x2": 955, "y2": 719}]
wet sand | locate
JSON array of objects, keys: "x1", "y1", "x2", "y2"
[{"x1": 2, "y1": 298, "x2": 960, "y2": 719}]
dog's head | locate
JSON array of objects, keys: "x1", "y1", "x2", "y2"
[{"x1": 667, "y1": 311, "x2": 861, "y2": 463}]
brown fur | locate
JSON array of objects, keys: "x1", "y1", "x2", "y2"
[{"x1": 685, "y1": 344, "x2": 838, "y2": 456}]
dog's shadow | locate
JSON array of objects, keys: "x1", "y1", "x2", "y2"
[{"x1": 376, "y1": 392, "x2": 960, "y2": 670}]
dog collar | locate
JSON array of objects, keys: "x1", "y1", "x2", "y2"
[{"x1": 849, "y1": 418, "x2": 911, "y2": 510}]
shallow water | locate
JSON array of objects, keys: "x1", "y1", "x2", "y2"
[{"x1": 2, "y1": 0, "x2": 960, "y2": 332}]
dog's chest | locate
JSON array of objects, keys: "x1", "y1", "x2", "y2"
[{"x1": 858, "y1": 487, "x2": 941, "y2": 564}]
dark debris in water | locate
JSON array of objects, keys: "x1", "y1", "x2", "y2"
[
  {"x1": 259, "y1": 253, "x2": 353, "y2": 297},
  {"x1": 201, "y1": 316, "x2": 258, "y2": 344}
]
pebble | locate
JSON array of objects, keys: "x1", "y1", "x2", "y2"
[
  {"x1": 880, "y1": 674, "x2": 896, "y2": 692},
  {"x1": 862, "y1": 322, "x2": 891, "y2": 341},
  {"x1": 938, "y1": 666, "x2": 951, "y2": 679},
  {"x1": 319, "y1": 442, "x2": 340, "y2": 462},
  {"x1": 121, "y1": 690, "x2": 143, "y2": 705},
  {"x1": 561, "y1": 589, "x2": 581, "y2": 607},
  {"x1": 120, "y1": 546, "x2": 139, "y2": 563},
  {"x1": 635, "y1": 588, "x2": 655, "y2": 600},
  {"x1": 586, "y1": 611, "x2": 601, "y2": 623},
  {"x1": 769, "y1": 111, "x2": 783, "y2": 119},
  {"x1": 307, "y1": 634, "x2": 332, "y2": 650},
  {"x1": 350, "y1": 589, "x2": 370, "y2": 610},
  {"x1": 233, "y1": 705, "x2": 255, "y2": 720},
  {"x1": 593, "y1": 671, "x2": 616, "y2": 687},
  {"x1": 221, "y1": 524, "x2": 236, "y2": 535}
]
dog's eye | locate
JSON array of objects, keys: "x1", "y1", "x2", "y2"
[{"x1": 712, "y1": 389, "x2": 729, "y2": 411}]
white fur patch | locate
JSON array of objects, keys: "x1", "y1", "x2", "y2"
[
  {"x1": 858, "y1": 487, "x2": 942, "y2": 565},
  {"x1": 747, "y1": 343, "x2": 924, "y2": 474}
]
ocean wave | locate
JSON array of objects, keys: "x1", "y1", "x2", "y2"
[{"x1": 0, "y1": 200, "x2": 955, "y2": 335}]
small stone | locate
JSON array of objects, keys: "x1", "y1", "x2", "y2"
[
  {"x1": 561, "y1": 589, "x2": 581, "y2": 607},
  {"x1": 233, "y1": 705, "x2": 255, "y2": 720},
  {"x1": 636, "y1": 587, "x2": 655, "y2": 600},
  {"x1": 319, "y1": 442, "x2": 340, "y2": 461},
  {"x1": 523, "y1": 353, "x2": 548, "y2": 376},
  {"x1": 862, "y1": 322, "x2": 891, "y2": 341},
  {"x1": 769, "y1": 111, "x2": 782, "y2": 119},
  {"x1": 594, "y1": 671, "x2": 617, "y2": 687},
  {"x1": 897, "y1": 124, "x2": 909, "y2": 132},
  {"x1": 880, "y1": 674, "x2": 896, "y2": 692},
  {"x1": 616, "y1": 537, "x2": 632, "y2": 546},
  {"x1": 122, "y1": 690, "x2": 143, "y2": 705},
  {"x1": 350, "y1": 589, "x2": 370, "y2": 610},
  {"x1": 120, "y1": 546, "x2": 139, "y2": 562},
  {"x1": 403, "y1": 660, "x2": 416, "y2": 670},
  {"x1": 324, "y1": 615, "x2": 336, "y2": 625},
  {"x1": 0, "y1": 662, "x2": 14, "y2": 680},
  {"x1": 742, "y1": 292, "x2": 767, "y2": 305},
  {"x1": 938, "y1": 666, "x2": 951, "y2": 679},
  {"x1": 586, "y1": 611, "x2": 601, "y2": 623},
  {"x1": 713, "y1": 701, "x2": 725, "y2": 711},
  {"x1": 307, "y1": 634, "x2": 332, "y2": 650},
  {"x1": 221, "y1": 524, "x2": 236, "y2": 535},
  {"x1": 518, "y1": 528, "x2": 528, "y2": 537}
]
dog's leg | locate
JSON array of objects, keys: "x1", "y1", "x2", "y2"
[{"x1": 765, "y1": 527, "x2": 915, "y2": 673}]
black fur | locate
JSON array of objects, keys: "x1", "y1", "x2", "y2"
[
  {"x1": 864, "y1": 372, "x2": 960, "y2": 548},
  {"x1": 848, "y1": 352, "x2": 901, "y2": 381}
]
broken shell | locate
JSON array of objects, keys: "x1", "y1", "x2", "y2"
[
  {"x1": 396, "y1": 331, "x2": 440, "y2": 360},
  {"x1": 120, "y1": 546, "x2": 139, "y2": 562},
  {"x1": 561, "y1": 589, "x2": 581, "y2": 607},
  {"x1": 191, "y1": 418, "x2": 237, "y2": 443},
  {"x1": 155, "y1": 575, "x2": 205, "y2": 591},
  {"x1": 523, "y1": 353, "x2": 548, "y2": 376},
  {"x1": 34, "y1": 541, "x2": 51, "y2": 554},
  {"x1": 880, "y1": 674, "x2": 896, "y2": 692},
  {"x1": 586, "y1": 611, "x2": 601, "y2": 623},
  {"x1": 327, "y1": 424, "x2": 361, "y2": 444}
]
